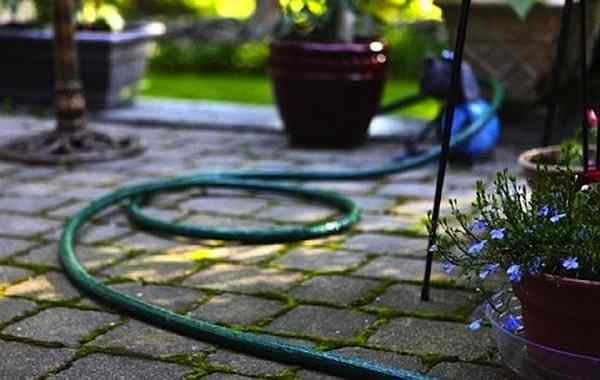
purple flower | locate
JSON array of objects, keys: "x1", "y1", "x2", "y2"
[
  {"x1": 468, "y1": 319, "x2": 482, "y2": 331},
  {"x1": 538, "y1": 205, "x2": 553, "y2": 217},
  {"x1": 529, "y1": 257, "x2": 543, "y2": 276},
  {"x1": 470, "y1": 218, "x2": 488, "y2": 235},
  {"x1": 550, "y1": 213, "x2": 566, "y2": 223},
  {"x1": 479, "y1": 263, "x2": 500, "y2": 279},
  {"x1": 507, "y1": 264, "x2": 522, "y2": 282},
  {"x1": 442, "y1": 261, "x2": 455, "y2": 274},
  {"x1": 503, "y1": 314, "x2": 522, "y2": 333},
  {"x1": 468, "y1": 240, "x2": 487, "y2": 255},
  {"x1": 562, "y1": 257, "x2": 579, "y2": 270},
  {"x1": 490, "y1": 228, "x2": 506, "y2": 240}
]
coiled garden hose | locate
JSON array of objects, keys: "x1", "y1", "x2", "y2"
[{"x1": 59, "y1": 80, "x2": 504, "y2": 380}]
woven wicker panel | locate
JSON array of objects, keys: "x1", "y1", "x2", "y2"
[{"x1": 437, "y1": 1, "x2": 600, "y2": 102}]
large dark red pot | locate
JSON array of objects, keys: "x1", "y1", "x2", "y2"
[
  {"x1": 269, "y1": 40, "x2": 388, "y2": 147},
  {"x1": 512, "y1": 274, "x2": 600, "y2": 358}
]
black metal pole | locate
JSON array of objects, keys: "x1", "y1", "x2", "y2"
[
  {"x1": 421, "y1": 0, "x2": 472, "y2": 302},
  {"x1": 581, "y1": 0, "x2": 590, "y2": 171},
  {"x1": 541, "y1": 0, "x2": 574, "y2": 147}
]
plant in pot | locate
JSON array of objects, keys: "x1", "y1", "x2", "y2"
[
  {"x1": 0, "y1": 0, "x2": 164, "y2": 109},
  {"x1": 429, "y1": 166, "x2": 600, "y2": 376},
  {"x1": 518, "y1": 110, "x2": 598, "y2": 182},
  {"x1": 270, "y1": 0, "x2": 388, "y2": 147}
]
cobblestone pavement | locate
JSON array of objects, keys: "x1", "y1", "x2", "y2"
[{"x1": 0, "y1": 115, "x2": 520, "y2": 379}]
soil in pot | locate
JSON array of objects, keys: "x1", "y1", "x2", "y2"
[
  {"x1": 512, "y1": 274, "x2": 600, "y2": 358},
  {"x1": 270, "y1": 40, "x2": 388, "y2": 148}
]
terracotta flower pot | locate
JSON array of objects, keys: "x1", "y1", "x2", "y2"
[
  {"x1": 517, "y1": 145, "x2": 593, "y2": 184},
  {"x1": 512, "y1": 274, "x2": 600, "y2": 358},
  {"x1": 269, "y1": 40, "x2": 388, "y2": 147}
]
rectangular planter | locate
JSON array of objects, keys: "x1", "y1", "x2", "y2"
[
  {"x1": 0, "y1": 21, "x2": 163, "y2": 110},
  {"x1": 435, "y1": 0, "x2": 600, "y2": 103}
]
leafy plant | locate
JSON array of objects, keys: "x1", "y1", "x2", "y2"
[
  {"x1": 430, "y1": 167, "x2": 600, "y2": 287},
  {"x1": 273, "y1": 0, "x2": 379, "y2": 42}
]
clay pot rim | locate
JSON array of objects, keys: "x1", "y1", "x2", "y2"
[
  {"x1": 517, "y1": 145, "x2": 577, "y2": 174},
  {"x1": 270, "y1": 39, "x2": 387, "y2": 54},
  {"x1": 526, "y1": 273, "x2": 600, "y2": 289}
]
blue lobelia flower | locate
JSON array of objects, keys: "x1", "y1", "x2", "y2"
[
  {"x1": 550, "y1": 213, "x2": 566, "y2": 223},
  {"x1": 538, "y1": 205, "x2": 553, "y2": 217},
  {"x1": 562, "y1": 257, "x2": 579, "y2": 270},
  {"x1": 479, "y1": 263, "x2": 500, "y2": 279},
  {"x1": 442, "y1": 261, "x2": 455, "y2": 274},
  {"x1": 468, "y1": 319, "x2": 482, "y2": 331},
  {"x1": 503, "y1": 314, "x2": 522, "y2": 333},
  {"x1": 529, "y1": 257, "x2": 543, "y2": 276},
  {"x1": 468, "y1": 240, "x2": 487, "y2": 255},
  {"x1": 490, "y1": 228, "x2": 505, "y2": 240},
  {"x1": 470, "y1": 218, "x2": 488, "y2": 235},
  {"x1": 506, "y1": 264, "x2": 522, "y2": 282}
]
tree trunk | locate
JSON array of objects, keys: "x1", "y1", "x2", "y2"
[
  {"x1": 251, "y1": 0, "x2": 280, "y2": 38},
  {"x1": 54, "y1": 0, "x2": 86, "y2": 133}
]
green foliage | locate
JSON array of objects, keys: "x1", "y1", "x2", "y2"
[
  {"x1": 431, "y1": 167, "x2": 600, "y2": 283},
  {"x1": 558, "y1": 128, "x2": 598, "y2": 167}
]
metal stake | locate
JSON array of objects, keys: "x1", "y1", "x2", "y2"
[
  {"x1": 421, "y1": 0, "x2": 472, "y2": 301},
  {"x1": 541, "y1": 0, "x2": 574, "y2": 147}
]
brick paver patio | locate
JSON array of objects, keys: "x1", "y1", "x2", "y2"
[{"x1": 0, "y1": 113, "x2": 520, "y2": 379}]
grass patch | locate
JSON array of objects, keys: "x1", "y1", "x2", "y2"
[{"x1": 140, "y1": 72, "x2": 440, "y2": 120}]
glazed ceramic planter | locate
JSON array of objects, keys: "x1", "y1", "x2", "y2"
[
  {"x1": 0, "y1": 21, "x2": 163, "y2": 109},
  {"x1": 512, "y1": 274, "x2": 600, "y2": 358},
  {"x1": 269, "y1": 40, "x2": 388, "y2": 147}
]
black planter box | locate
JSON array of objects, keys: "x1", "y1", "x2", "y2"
[{"x1": 0, "y1": 22, "x2": 163, "y2": 110}]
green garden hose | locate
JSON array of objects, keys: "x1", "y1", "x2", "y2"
[{"x1": 59, "y1": 80, "x2": 504, "y2": 380}]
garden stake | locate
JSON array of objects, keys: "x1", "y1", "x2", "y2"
[
  {"x1": 580, "y1": 0, "x2": 590, "y2": 172},
  {"x1": 541, "y1": 0, "x2": 574, "y2": 147},
  {"x1": 421, "y1": 0, "x2": 472, "y2": 302}
]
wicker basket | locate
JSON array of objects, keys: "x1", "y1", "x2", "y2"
[{"x1": 436, "y1": 0, "x2": 600, "y2": 103}]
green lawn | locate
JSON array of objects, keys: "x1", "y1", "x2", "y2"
[{"x1": 141, "y1": 72, "x2": 440, "y2": 120}]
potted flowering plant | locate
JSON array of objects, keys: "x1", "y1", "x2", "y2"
[
  {"x1": 429, "y1": 167, "x2": 600, "y2": 360},
  {"x1": 270, "y1": 0, "x2": 388, "y2": 147},
  {"x1": 0, "y1": 0, "x2": 163, "y2": 109}
]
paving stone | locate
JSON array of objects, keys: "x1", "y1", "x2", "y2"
[
  {"x1": 113, "y1": 233, "x2": 182, "y2": 252},
  {"x1": 164, "y1": 243, "x2": 284, "y2": 264},
  {"x1": 0, "y1": 213, "x2": 61, "y2": 237},
  {"x1": 49, "y1": 353, "x2": 191, "y2": 380},
  {"x1": 368, "y1": 318, "x2": 495, "y2": 360},
  {"x1": 55, "y1": 171, "x2": 123, "y2": 185},
  {"x1": 76, "y1": 245, "x2": 127, "y2": 270},
  {"x1": 101, "y1": 251, "x2": 198, "y2": 282},
  {"x1": 354, "y1": 256, "x2": 447, "y2": 281},
  {"x1": 47, "y1": 201, "x2": 90, "y2": 219},
  {"x1": 14, "y1": 244, "x2": 61, "y2": 268},
  {"x1": 370, "y1": 284, "x2": 478, "y2": 317},
  {"x1": 289, "y1": 275, "x2": 380, "y2": 306},
  {"x1": 180, "y1": 196, "x2": 268, "y2": 216},
  {"x1": 0, "y1": 195, "x2": 67, "y2": 214},
  {"x1": 274, "y1": 248, "x2": 367, "y2": 272},
  {"x1": 182, "y1": 213, "x2": 276, "y2": 229},
  {"x1": 0, "y1": 340, "x2": 75, "y2": 379},
  {"x1": 89, "y1": 319, "x2": 212, "y2": 355},
  {"x1": 265, "y1": 305, "x2": 375, "y2": 340},
  {"x1": 343, "y1": 234, "x2": 427, "y2": 256},
  {"x1": 377, "y1": 183, "x2": 437, "y2": 199},
  {"x1": 77, "y1": 224, "x2": 130, "y2": 245},
  {"x1": 4, "y1": 272, "x2": 83, "y2": 301},
  {"x1": 296, "y1": 370, "x2": 344, "y2": 380},
  {"x1": 188, "y1": 293, "x2": 284, "y2": 325},
  {"x1": 428, "y1": 362, "x2": 514, "y2": 379},
  {"x1": 4, "y1": 307, "x2": 119, "y2": 346},
  {"x1": 356, "y1": 214, "x2": 420, "y2": 233},
  {"x1": 60, "y1": 186, "x2": 113, "y2": 201},
  {"x1": 0, "y1": 298, "x2": 38, "y2": 323},
  {"x1": 0, "y1": 265, "x2": 33, "y2": 287},
  {"x1": 256, "y1": 204, "x2": 336, "y2": 223},
  {"x1": 206, "y1": 350, "x2": 289, "y2": 376},
  {"x1": 183, "y1": 263, "x2": 302, "y2": 293},
  {"x1": 204, "y1": 374, "x2": 255, "y2": 380},
  {"x1": 109, "y1": 283, "x2": 204, "y2": 311},
  {"x1": 0, "y1": 237, "x2": 34, "y2": 259},
  {"x1": 349, "y1": 195, "x2": 396, "y2": 213},
  {"x1": 331, "y1": 346, "x2": 424, "y2": 372},
  {"x1": 4, "y1": 182, "x2": 63, "y2": 198}
]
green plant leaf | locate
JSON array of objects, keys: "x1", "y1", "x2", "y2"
[{"x1": 505, "y1": 0, "x2": 536, "y2": 19}]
